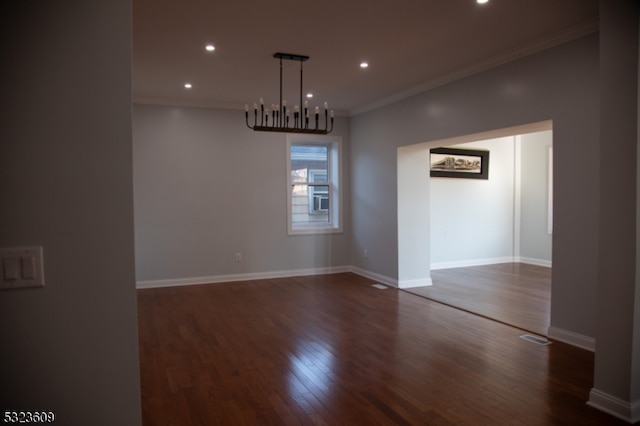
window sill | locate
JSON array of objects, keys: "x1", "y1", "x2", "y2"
[{"x1": 288, "y1": 226, "x2": 343, "y2": 236}]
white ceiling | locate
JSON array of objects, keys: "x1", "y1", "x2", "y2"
[{"x1": 132, "y1": 0, "x2": 599, "y2": 116}]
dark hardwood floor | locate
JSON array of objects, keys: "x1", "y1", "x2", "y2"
[
  {"x1": 137, "y1": 272, "x2": 622, "y2": 425},
  {"x1": 406, "y1": 263, "x2": 551, "y2": 336}
]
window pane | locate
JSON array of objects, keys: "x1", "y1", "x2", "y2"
[
  {"x1": 310, "y1": 170, "x2": 327, "y2": 183},
  {"x1": 291, "y1": 184, "x2": 329, "y2": 225},
  {"x1": 291, "y1": 167, "x2": 308, "y2": 184},
  {"x1": 291, "y1": 145, "x2": 327, "y2": 184}
]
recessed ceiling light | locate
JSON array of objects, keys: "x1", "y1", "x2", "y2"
[
  {"x1": 184, "y1": 83, "x2": 192, "y2": 89},
  {"x1": 360, "y1": 62, "x2": 369, "y2": 69},
  {"x1": 306, "y1": 93, "x2": 314, "y2": 98},
  {"x1": 477, "y1": 0, "x2": 489, "y2": 4},
  {"x1": 205, "y1": 44, "x2": 215, "y2": 52}
]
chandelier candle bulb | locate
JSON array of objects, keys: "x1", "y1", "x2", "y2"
[{"x1": 315, "y1": 106, "x2": 320, "y2": 130}]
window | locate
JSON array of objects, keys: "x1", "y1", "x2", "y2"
[{"x1": 286, "y1": 135, "x2": 342, "y2": 234}]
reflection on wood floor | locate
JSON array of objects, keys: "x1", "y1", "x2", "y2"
[
  {"x1": 406, "y1": 263, "x2": 550, "y2": 336},
  {"x1": 137, "y1": 272, "x2": 621, "y2": 425}
]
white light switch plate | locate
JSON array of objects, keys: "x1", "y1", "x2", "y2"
[{"x1": 0, "y1": 246, "x2": 45, "y2": 290}]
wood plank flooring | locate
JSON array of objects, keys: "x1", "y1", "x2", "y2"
[
  {"x1": 137, "y1": 272, "x2": 622, "y2": 425},
  {"x1": 406, "y1": 263, "x2": 551, "y2": 336}
]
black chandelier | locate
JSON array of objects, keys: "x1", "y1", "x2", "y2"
[{"x1": 245, "y1": 52, "x2": 334, "y2": 135}]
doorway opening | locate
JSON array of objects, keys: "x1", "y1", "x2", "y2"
[{"x1": 397, "y1": 121, "x2": 553, "y2": 335}]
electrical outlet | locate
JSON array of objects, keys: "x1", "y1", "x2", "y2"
[
  {"x1": 235, "y1": 252, "x2": 242, "y2": 262},
  {"x1": 364, "y1": 249, "x2": 368, "y2": 259}
]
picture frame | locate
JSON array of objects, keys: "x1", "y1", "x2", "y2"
[{"x1": 429, "y1": 147, "x2": 490, "y2": 179}]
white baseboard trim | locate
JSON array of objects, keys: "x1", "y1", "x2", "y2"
[
  {"x1": 346, "y1": 267, "x2": 433, "y2": 289},
  {"x1": 349, "y1": 266, "x2": 398, "y2": 288},
  {"x1": 398, "y1": 277, "x2": 433, "y2": 288},
  {"x1": 547, "y1": 326, "x2": 595, "y2": 351},
  {"x1": 587, "y1": 388, "x2": 640, "y2": 424},
  {"x1": 431, "y1": 256, "x2": 514, "y2": 270},
  {"x1": 516, "y1": 257, "x2": 552, "y2": 268},
  {"x1": 137, "y1": 260, "x2": 548, "y2": 291},
  {"x1": 431, "y1": 256, "x2": 551, "y2": 270},
  {"x1": 136, "y1": 265, "x2": 351, "y2": 289}
]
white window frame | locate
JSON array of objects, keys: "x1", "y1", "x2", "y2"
[{"x1": 286, "y1": 135, "x2": 342, "y2": 235}]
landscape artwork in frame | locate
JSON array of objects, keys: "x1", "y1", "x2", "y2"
[{"x1": 430, "y1": 147, "x2": 489, "y2": 179}]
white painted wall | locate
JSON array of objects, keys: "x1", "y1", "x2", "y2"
[
  {"x1": 430, "y1": 137, "x2": 516, "y2": 268},
  {"x1": 133, "y1": 105, "x2": 351, "y2": 285},
  {"x1": 0, "y1": 1, "x2": 141, "y2": 424},
  {"x1": 397, "y1": 145, "x2": 432, "y2": 287},
  {"x1": 429, "y1": 131, "x2": 553, "y2": 268}
]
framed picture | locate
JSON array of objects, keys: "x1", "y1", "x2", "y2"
[{"x1": 430, "y1": 147, "x2": 489, "y2": 179}]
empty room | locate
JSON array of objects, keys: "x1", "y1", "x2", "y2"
[{"x1": 1, "y1": 0, "x2": 639, "y2": 425}]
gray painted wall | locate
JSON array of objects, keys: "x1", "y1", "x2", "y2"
[
  {"x1": 351, "y1": 35, "x2": 599, "y2": 339},
  {"x1": 591, "y1": 0, "x2": 640, "y2": 416},
  {"x1": 133, "y1": 105, "x2": 351, "y2": 283},
  {"x1": 520, "y1": 130, "x2": 553, "y2": 262},
  {"x1": 0, "y1": 1, "x2": 141, "y2": 425}
]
